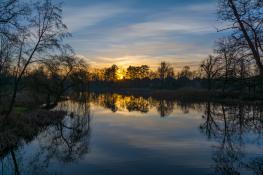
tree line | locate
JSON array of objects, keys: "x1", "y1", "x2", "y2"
[
  {"x1": 0, "y1": 0, "x2": 263, "y2": 117},
  {"x1": 89, "y1": 63, "x2": 196, "y2": 81},
  {"x1": 88, "y1": 0, "x2": 263, "y2": 98}
]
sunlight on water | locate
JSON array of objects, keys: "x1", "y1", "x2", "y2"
[{"x1": 0, "y1": 93, "x2": 262, "y2": 175}]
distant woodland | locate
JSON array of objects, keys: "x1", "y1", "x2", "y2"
[{"x1": 0, "y1": 0, "x2": 263, "y2": 117}]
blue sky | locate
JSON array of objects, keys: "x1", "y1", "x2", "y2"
[{"x1": 58, "y1": 0, "x2": 224, "y2": 69}]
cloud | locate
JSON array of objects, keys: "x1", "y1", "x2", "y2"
[
  {"x1": 120, "y1": 3, "x2": 218, "y2": 38},
  {"x1": 75, "y1": 54, "x2": 203, "y2": 71},
  {"x1": 63, "y1": 4, "x2": 127, "y2": 32},
  {"x1": 185, "y1": 2, "x2": 216, "y2": 13},
  {"x1": 63, "y1": 1, "x2": 220, "y2": 67},
  {"x1": 123, "y1": 20, "x2": 215, "y2": 38}
]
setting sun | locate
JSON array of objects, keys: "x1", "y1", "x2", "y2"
[
  {"x1": 116, "y1": 69, "x2": 125, "y2": 80},
  {"x1": 1, "y1": 0, "x2": 262, "y2": 174}
]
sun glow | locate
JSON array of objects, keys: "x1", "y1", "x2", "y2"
[{"x1": 116, "y1": 69, "x2": 125, "y2": 80}]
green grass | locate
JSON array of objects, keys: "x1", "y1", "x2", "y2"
[{"x1": 14, "y1": 107, "x2": 29, "y2": 114}]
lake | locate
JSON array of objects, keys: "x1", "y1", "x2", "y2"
[{"x1": 0, "y1": 93, "x2": 262, "y2": 175}]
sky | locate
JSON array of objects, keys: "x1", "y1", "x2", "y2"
[{"x1": 57, "y1": 0, "x2": 224, "y2": 70}]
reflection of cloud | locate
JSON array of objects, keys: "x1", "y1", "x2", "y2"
[{"x1": 88, "y1": 105, "x2": 211, "y2": 167}]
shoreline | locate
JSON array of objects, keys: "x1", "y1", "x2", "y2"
[{"x1": 89, "y1": 88, "x2": 263, "y2": 105}]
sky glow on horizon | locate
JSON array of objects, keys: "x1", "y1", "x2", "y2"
[{"x1": 57, "y1": 0, "x2": 225, "y2": 70}]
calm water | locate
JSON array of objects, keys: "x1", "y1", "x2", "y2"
[{"x1": 0, "y1": 93, "x2": 262, "y2": 175}]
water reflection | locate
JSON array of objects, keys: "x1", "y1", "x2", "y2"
[
  {"x1": 0, "y1": 93, "x2": 262, "y2": 175},
  {"x1": 90, "y1": 93, "x2": 178, "y2": 117},
  {"x1": 26, "y1": 113, "x2": 91, "y2": 174},
  {"x1": 157, "y1": 99, "x2": 174, "y2": 117},
  {"x1": 91, "y1": 93, "x2": 152, "y2": 114},
  {"x1": 201, "y1": 102, "x2": 263, "y2": 175},
  {"x1": 0, "y1": 110, "x2": 66, "y2": 175},
  {"x1": 0, "y1": 95, "x2": 91, "y2": 175}
]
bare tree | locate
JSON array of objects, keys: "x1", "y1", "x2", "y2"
[
  {"x1": 0, "y1": 0, "x2": 29, "y2": 40},
  {"x1": 215, "y1": 37, "x2": 239, "y2": 92},
  {"x1": 5, "y1": 0, "x2": 70, "y2": 117},
  {"x1": 104, "y1": 64, "x2": 118, "y2": 81},
  {"x1": 158, "y1": 61, "x2": 174, "y2": 80},
  {"x1": 201, "y1": 55, "x2": 222, "y2": 90},
  {"x1": 39, "y1": 54, "x2": 87, "y2": 108},
  {"x1": 0, "y1": 35, "x2": 12, "y2": 75},
  {"x1": 218, "y1": 0, "x2": 263, "y2": 76},
  {"x1": 177, "y1": 66, "x2": 193, "y2": 80},
  {"x1": 126, "y1": 65, "x2": 149, "y2": 80}
]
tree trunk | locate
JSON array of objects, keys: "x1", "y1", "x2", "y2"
[
  {"x1": 5, "y1": 80, "x2": 19, "y2": 118},
  {"x1": 228, "y1": 0, "x2": 263, "y2": 76},
  {"x1": 46, "y1": 93, "x2": 51, "y2": 108}
]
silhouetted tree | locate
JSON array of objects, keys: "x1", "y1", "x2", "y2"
[
  {"x1": 158, "y1": 61, "x2": 174, "y2": 80},
  {"x1": 216, "y1": 37, "x2": 238, "y2": 93},
  {"x1": 4, "y1": 0, "x2": 70, "y2": 117},
  {"x1": 218, "y1": 0, "x2": 263, "y2": 76},
  {"x1": 200, "y1": 55, "x2": 222, "y2": 90},
  {"x1": 89, "y1": 68, "x2": 105, "y2": 81},
  {"x1": 0, "y1": 0, "x2": 28, "y2": 38},
  {"x1": 0, "y1": 35, "x2": 12, "y2": 75},
  {"x1": 36, "y1": 54, "x2": 87, "y2": 108},
  {"x1": 0, "y1": 35, "x2": 12, "y2": 102},
  {"x1": 104, "y1": 64, "x2": 118, "y2": 82},
  {"x1": 148, "y1": 70, "x2": 159, "y2": 79},
  {"x1": 126, "y1": 65, "x2": 149, "y2": 80},
  {"x1": 177, "y1": 66, "x2": 193, "y2": 80}
]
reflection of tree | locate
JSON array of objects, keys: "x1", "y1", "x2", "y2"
[
  {"x1": 91, "y1": 93, "x2": 153, "y2": 113},
  {"x1": 27, "y1": 98, "x2": 92, "y2": 174},
  {"x1": 0, "y1": 96, "x2": 92, "y2": 174},
  {"x1": 91, "y1": 93, "x2": 118, "y2": 112},
  {"x1": 0, "y1": 110, "x2": 66, "y2": 175},
  {"x1": 245, "y1": 157, "x2": 263, "y2": 175},
  {"x1": 1, "y1": 148, "x2": 21, "y2": 175},
  {"x1": 200, "y1": 102, "x2": 220, "y2": 139},
  {"x1": 200, "y1": 103, "x2": 263, "y2": 175},
  {"x1": 39, "y1": 113, "x2": 91, "y2": 162},
  {"x1": 213, "y1": 138, "x2": 243, "y2": 175},
  {"x1": 126, "y1": 97, "x2": 150, "y2": 113},
  {"x1": 156, "y1": 99, "x2": 174, "y2": 117},
  {"x1": 0, "y1": 148, "x2": 21, "y2": 175},
  {"x1": 103, "y1": 94, "x2": 118, "y2": 112},
  {"x1": 213, "y1": 106, "x2": 243, "y2": 175},
  {"x1": 91, "y1": 93, "x2": 179, "y2": 117}
]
